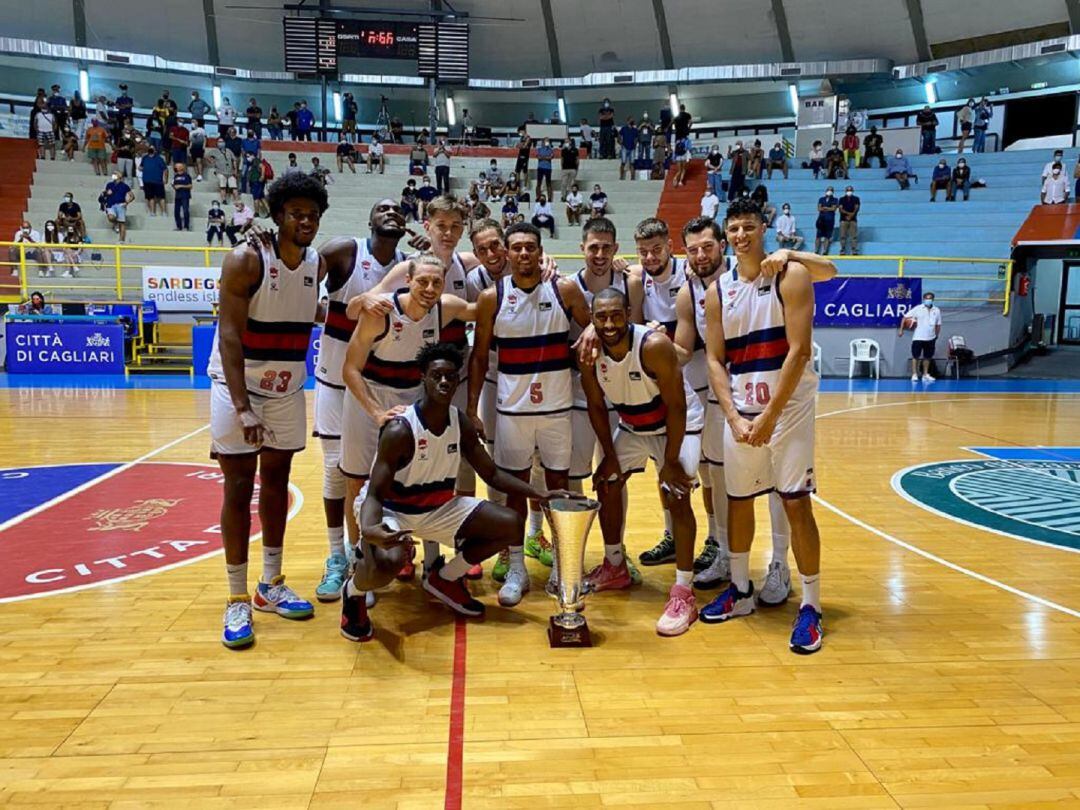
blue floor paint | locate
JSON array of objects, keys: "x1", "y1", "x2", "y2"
[
  {"x1": 969, "y1": 447, "x2": 1080, "y2": 462},
  {"x1": 0, "y1": 463, "x2": 120, "y2": 523}
]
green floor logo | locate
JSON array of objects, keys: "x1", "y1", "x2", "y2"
[{"x1": 892, "y1": 458, "x2": 1080, "y2": 552}]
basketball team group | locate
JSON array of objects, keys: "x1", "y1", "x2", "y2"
[{"x1": 205, "y1": 171, "x2": 837, "y2": 656}]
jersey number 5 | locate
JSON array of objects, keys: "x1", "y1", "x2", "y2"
[
  {"x1": 259, "y1": 370, "x2": 293, "y2": 393},
  {"x1": 529, "y1": 382, "x2": 544, "y2": 404}
]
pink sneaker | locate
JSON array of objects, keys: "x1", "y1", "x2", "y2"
[
  {"x1": 656, "y1": 583, "x2": 698, "y2": 636},
  {"x1": 584, "y1": 558, "x2": 633, "y2": 592}
]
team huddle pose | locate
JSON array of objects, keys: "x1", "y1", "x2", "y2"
[{"x1": 207, "y1": 173, "x2": 836, "y2": 655}]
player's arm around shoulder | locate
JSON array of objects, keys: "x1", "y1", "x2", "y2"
[
  {"x1": 466, "y1": 288, "x2": 498, "y2": 426},
  {"x1": 777, "y1": 262, "x2": 814, "y2": 364},
  {"x1": 671, "y1": 283, "x2": 695, "y2": 365},
  {"x1": 557, "y1": 275, "x2": 592, "y2": 328},
  {"x1": 440, "y1": 293, "x2": 477, "y2": 323},
  {"x1": 318, "y1": 236, "x2": 356, "y2": 291},
  {"x1": 642, "y1": 329, "x2": 684, "y2": 398},
  {"x1": 345, "y1": 259, "x2": 411, "y2": 320},
  {"x1": 626, "y1": 272, "x2": 646, "y2": 324}
]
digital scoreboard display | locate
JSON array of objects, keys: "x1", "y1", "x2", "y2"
[{"x1": 336, "y1": 20, "x2": 419, "y2": 59}]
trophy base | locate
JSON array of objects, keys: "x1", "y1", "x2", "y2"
[{"x1": 549, "y1": 616, "x2": 592, "y2": 648}]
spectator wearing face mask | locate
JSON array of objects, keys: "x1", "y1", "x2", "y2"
[
  {"x1": 172, "y1": 162, "x2": 194, "y2": 231},
  {"x1": 916, "y1": 105, "x2": 939, "y2": 154},
  {"x1": 9, "y1": 221, "x2": 47, "y2": 276},
  {"x1": 951, "y1": 158, "x2": 972, "y2": 202},
  {"x1": 189, "y1": 91, "x2": 212, "y2": 121},
  {"x1": 862, "y1": 126, "x2": 886, "y2": 168},
  {"x1": 245, "y1": 98, "x2": 263, "y2": 139},
  {"x1": 705, "y1": 145, "x2": 724, "y2": 198},
  {"x1": 727, "y1": 140, "x2": 748, "y2": 200},
  {"x1": 140, "y1": 147, "x2": 169, "y2": 217},
  {"x1": 225, "y1": 200, "x2": 255, "y2": 246},
  {"x1": 807, "y1": 140, "x2": 824, "y2": 179},
  {"x1": 700, "y1": 187, "x2": 720, "y2": 219},
  {"x1": 825, "y1": 140, "x2": 847, "y2": 179},
  {"x1": 103, "y1": 172, "x2": 134, "y2": 243},
  {"x1": 400, "y1": 179, "x2": 420, "y2": 222},
  {"x1": 838, "y1": 186, "x2": 860, "y2": 255},
  {"x1": 930, "y1": 158, "x2": 952, "y2": 202},
  {"x1": 598, "y1": 98, "x2": 616, "y2": 159},
  {"x1": 559, "y1": 141, "x2": 578, "y2": 201},
  {"x1": 899, "y1": 292, "x2": 942, "y2": 383},
  {"x1": 956, "y1": 98, "x2": 975, "y2": 153},
  {"x1": 535, "y1": 138, "x2": 555, "y2": 199},
  {"x1": 84, "y1": 118, "x2": 110, "y2": 175},
  {"x1": 216, "y1": 97, "x2": 236, "y2": 137},
  {"x1": 1041, "y1": 163, "x2": 1069, "y2": 205},
  {"x1": 206, "y1": 200, "x2": 226, "y2": 246},
  {"x1": 57, "y1": 192, "x2": 85, "y2": 239},
  {"x1": 841, "y1": 125, "x2": 860, "y2": 169},
  {"x1": 619, "y1": 117, "x2": 638, "y2": 180},
  {"x1": 296, "y1": 101, "x2": 315, "y2": 141},
  {"x1": 1042, "y1": 151, "x2": 1066, "y2": 183},
  {"x1": 775, "y1": 204, "x2": 803, "y2": 250},
  {"x1": 367, "y1": 136, "x2": 386, "y2": 174},
  {"x1": 973, "y1": 98, "x2": 992, "y2": 153},
  {"x1": 564, "y1": 183, "x2": 586, "y2": 225},
  {"x1": 531, "y1": 195, "x2": 555, "y2": 237},
  {"x1": 189, "y1": 120, "x2": 208, "y2": 181},
  {"x1": 815, "y1": 186, "x2": 839, "y2": 255},
  {"x1": 766, "y1": 141, "x2": 788, "y2": 179},
  {"x1": 886, "y1": 149, "x2": 914, "y2": 189}
]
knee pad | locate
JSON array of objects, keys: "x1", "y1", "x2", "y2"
[{"x1": 321, "y1": 438, "x2": 346, "y2": 500}]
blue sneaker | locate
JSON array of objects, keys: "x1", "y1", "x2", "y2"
[
  {"x1": 315, "y1": 553, "x2": 349, "y2": 603},
  {"x1": 699, "y1": 581, "x2": 756, "y2": 624},
  {"x1": 253, "y1": 576, "x2": 314, "y2": 619},
  {"x1": 222, "y1": 598, "x2": 254, "y2": 649},
  {"x1": 789, "y1": 605, "x2": 823, "y2": 655}
]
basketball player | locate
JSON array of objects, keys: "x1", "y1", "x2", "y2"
[
  {"x1": 700, "y1": 198, "x2": 824, "y2": 654},
  {"x1": 342, "y1": 343, "x2": 575, "y2": 641},
  {"x1": 580, "y1": 288, "x2": 704, "y2": 636},
  {"x1": 208, "y1": 173, "x2": 328, "y2": 650},
  {"x1": 467, "y1": 222, "x2": 593, "y2": 607},
  {"x1": 311, "y1": 199, "x2": 408, "y2": 604}
]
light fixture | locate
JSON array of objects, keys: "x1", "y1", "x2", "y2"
[
  {"x1": 924, "y1": 80, "x2": 937, "y2": 104},
  {"x1": 669, "y1": 92, "x2": 679, "y2": 116},
  {"x1": 78, "y1": 69, "x2": 89, "y2": 101},
  {"x1": 212, "y1": 85, "x2": 222, "y2": 110},
  {"x1": 557, "y1": 97, "x2": 567, "y2": 123},
  {"x1": 332, "y1": 91, "x2": 342, "y2": 122},
  {"x1": 446, "y1": 96, "x2": 456, "y2": 127},
  {"x1": 788, "y1": 84, "x2": 799, "y2": 115}
]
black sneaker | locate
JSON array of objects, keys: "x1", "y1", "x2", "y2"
[
  {"x1": 340, "y1": 589, "x2": 374, "y2": 642},
  {"x1": 638, "y1": 533, "x2": 676, "y2": 566},
  {"x1": 693, "y1": 537, "x2": 719, "y2": 572}
]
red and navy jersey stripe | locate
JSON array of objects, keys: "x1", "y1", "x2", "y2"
[
  {"x1": 385, "y1": 476, "x2": 457, "y2": 514},
  {"x1": 241, "y1": 318, "x2": 312, "y2": 362},
  {"x1": 362, "y1": 354, "x2": 422, "y2": 388},
  {"x1": 659, "y1": 319, "x2": 677, "y2": 339},
  {"x1": 613, "y1": 393, "x2": 668, "y2": 433},
  {"x1": 323, "y1": 300, "x2": 357, "y2": 343},
  {"x1": 725, "y1": 325, "x2": 789, "y2": 375},
  {"x1": 496, "y1": 331, "x2": 571, "y2": 376},
  {"x1": 440, "y1": 318, "x2": 468, "y2": 349}
]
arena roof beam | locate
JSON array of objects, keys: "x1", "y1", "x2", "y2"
[
  {"x1": 539, "y1": 0, "x2": 563, "y2": 77},
  {"x1": 652, "y1": 0, "x2": 675, "y2": 69},
  {"x1": 1068, "y1": 0, "x2": 1080, "y2": 34},
  {"x1": 769, "y1": 0, "x2": 795, "y2": 62},
  {"x1": 72, "y1": 0, "x2": 86, "y2": 46},
  {"x1": 904, "y1": 0, "x2": 932, "y2": 62},
  {"x1": 203, "y1": 0, "x2": 221, "y2": 65}
]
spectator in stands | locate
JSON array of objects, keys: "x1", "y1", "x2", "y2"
[
  {"x1": 651, "y1": 128, "x2": 668, "y2": 176},
  {"x1": 103, "y1": 172, "x2": 134, "y2": 243},
  {"x1": 619, "y1": 117, "x2": 638, "y2": 180},
  {"x1": 336, "y1": 139, "x2": 357, "y2": 174},
  {"x1": 531, "y1": 194, "x2": 556, "y2": 237},
  {"x1": 472, "y1": 172, "x2": 490, "y2": 202},
  {"x1": 750, "y1": 184, "x2": 776, "y2": 226},
  {"x1": 775, "y1": 203, "x2": 803, "y2": 250},
  {"x1": 598, "y1": 98, "x2": 616, "y2": 159},
  {"x1": 501, "y1": 196, "x2": 519, "y2": 227},
  {"x1": 366, "y1": 136, "x2": 386, "y2": 174},
  {"x1": 862, "y1": 126, "x2": 885, "y2": 168},
  {"x1": 745, "y1": 139, "x2": 763, "y2": 179},
  {"x1": 560, "y1": 139, "x2": 579, "y2": 201},
  {"x1": 225, "y1": 199, "x2": 255, "y2": 245},
  {"x1": 283, "y1": 153, "x2": 303, "y2": 177},
  {"x1": 638, "y1": 116, "x2": 654, "y2": 164},
  {"x1": 146, "y1": 112, "x2": 164, "y2": 152},
  {"x1": 671, "y1": 137, "x2": 690, "y2": 187},
  {"x1": 1041, "y1": 163, "x2": 1069, "y2": 204},
  {"x1": 57, "y1": 193, "x2": 85, "y2": 239},
  {"x1": 267, "y1": 107, "x2": 283, "y2": 141},
  {"x1": 580, "y1": 118, "x2": 594, "y2": 158},
  {"x1": 189, "y1": 120, "x2": 208, "y2": 181},
  {"x1": 172, "y1": 162, "x2": 193, "y2": 231},
  {"x1": 1042, "y1": 150, "x2": 1065, "y2": 183},
  {"x1": 512, "y1": 131, "x2": 531, "y2": 187},
  {"x1": 838, "y1": 185, "x2": 860, "y2": 255},
  {"x1": 565, "y1": 183, "x2": 586, "y2": 225},
  {"x1": 84, "y1": 119, "x2": 110, "y2": 175},
  {"x1": 465, "y1": 193, "x2": 490, "y2": 230},
  {"x1": 973, "y1": 97, "x2": 992, "y2": 153},
  {"x1": 815, "y1": 186, "x2": 838, "y2": 255},
  {"x1": 169, "y1": 118, "x2": 190, "y2": 165},
  {"x1": 34, "y1": 104, "x2": 56, "y2": 160},
  {"x1": 956, "y1": 98, "x2": 975, "y2": 153},
  {"x1": 206, "y1": 200, "x2": 226, "y2": 246},
  {"x1": 140, "y1": 147, "x2": 169, "y2": 217},
  {"x1": 700, "y1": 187, "x2": 720, "y2": 219},
  {"x1": 535, "y1": 137, "x2": 555, "y2": 199},
  {"x1": 401, "y1": 179, "x2": 420, "y2": 222},
  {"x1": 917, "y1": 105, "x2": 939, "y2": 154},
  {"x1": 9, "y1": 222, "x2": 47, "y2": 276},
  {"x1": 727, "y1": 140, "x2": 748, "y2": 200},
  {"x1": 807, "y1": 140, "x2": 824, "y2": 179},
  {"x1": 951, "y1": 157, "x2": 971, "y2": 201},
  {"x1": 766, "y1": 141, "x2": 788, "y2": 179},
  {"x1": 249, "y1": 158, "x2": 269, "y2": 218},
  {"x1": 296, "y1": 101, "x2": 315, "y2": 141},
  {"x1": 21, "y1": 291, "x2": 49, "y2": 314},
  {"x1": 673, "y1": 102, "x2": 692, "y2": 144},
  {"x1": 418, "y1": 175, "x2": 438, "y2": 218},
  {"x1": 309, "y1": 156, "x2": 332, "y2": 188},
  {"x1": 589, "y1": 184, "x2": 608, "y2": 219},
  {"x1": 433, "y1": 139, "x2": 451, "y2": 193},
  {"x1": 705, "y1": 145, "x2": 724, "y2": 198},
  {"x1": 215, "y1": 147, "x2": 239, "y2": 203},
  {"x1": 188, "y1": 90, "x2": 211, "y2": 121},
  {"x1": 47, "y1": 85, "x2": 68, "y2": 134},
  {"x1": 152, "y1": 97, "x2": 170, "y2": 146},
  {"x1": 898, "y1": 292, "x2": 941, "y2": 383},
  {"x1": 69, "y1": 91, "x2": 87, "y2": 140},
  {"x1": 342, "y1": 92, "x2": 358, "y2": 142},
  {"x1": 161, "y1": 90, "x2": 178, "y2": 128},
  {"x1": 886, "y1": 148, "x2": 913, "y2": 189},
  {"x1": 114, "y1": 123, "x2": 137, "y2": 179},
  {"x1": 409, "y1": 143, "x2": 429, "y2": 175},
  {"x1": 42, "y1": 220, "x2": 77, "y2": 277},
  {"x1": 285, "y1": 103, "x2": 300, "y2": 139},
  {"x1": 115, "y1": 83, "x2": 134, "y2": 124},
  {"x1": 61, "y1": 128, "x2": 78, "y2": 161},
  {"x1": 929, "y1": 158, "x2": 952, "y2": 202},
  {"x1": 842, "y1": 124, "x2": 860, "y2": 169},
  {"x1": 246, "y1": 98, "x2": 263, "y2": 138},
  {"x1": 825, "y1": 139, "x2": 847, "y2": 179},
  {"x1": 216, "y1": 97, "x2": 236, "y2": 138}
]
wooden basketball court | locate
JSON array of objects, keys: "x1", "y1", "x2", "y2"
[{"x1": 2, "y1": 381, "x2": 1080, "y2": 808}]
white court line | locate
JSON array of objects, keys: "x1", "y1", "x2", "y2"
[{"x1": 0, "y1": 423, "x2": 211, "y2": 534}]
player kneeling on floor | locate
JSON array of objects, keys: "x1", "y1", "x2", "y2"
[
  {"x1": 341, "y1": 342, "x2": 574, "y2": 641},
  {"x1": 579, "y1": 287, "x2": 704, "y2": 637}
]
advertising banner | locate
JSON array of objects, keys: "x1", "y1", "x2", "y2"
[
  {"x1": 813, "y1": 277, "x2": 922, "y2": 328},
  {"x1": 6, "y1": 322, "x2": 125, "y2": 373},
  {"x1": 142, "y1": 266, "x2": 220, "y2": 312}
]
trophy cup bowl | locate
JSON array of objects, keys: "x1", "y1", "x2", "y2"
[{"x1": 542, "y1": 497, "x2": 599, "y2": 647}]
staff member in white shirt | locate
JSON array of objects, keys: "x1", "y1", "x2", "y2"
[
  {"x1": 1041, "y1": 164, "x2": 1069, "y2": 205},
  {"x1": 700, "y1": 188, "x2": 720, "y2": 219},
  {"x1": 775, "y1": 204, "x2": 803, "y2": 250},
  {"x1": 898, "y1": 291, "x2": 942, "y2": 383},
  {"x1": 530, "y1": 195, "x2": 556, "y2": 236}
]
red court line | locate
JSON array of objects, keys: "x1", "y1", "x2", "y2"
[{"x1": 444, "y1": 616, "x2": 467, "y2": 810}]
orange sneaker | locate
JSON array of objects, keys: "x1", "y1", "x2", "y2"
[
  {"x1": 396, "y1": 543, "x2": 416, "y2": 582},
  {"x1": 584, "y1": 558, "x2": 633, "y2": 592}
]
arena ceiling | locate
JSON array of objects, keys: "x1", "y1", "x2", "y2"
[{"x1": 9, "y1": 0, "x2": 1074, "y2": 79}]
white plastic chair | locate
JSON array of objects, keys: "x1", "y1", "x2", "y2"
[
  {"x1": 812, "y1": 341, "x2": 822, "y2": 375},
  {"x1": 848, "y1": 338, "x2": 880, "y2": 379}
]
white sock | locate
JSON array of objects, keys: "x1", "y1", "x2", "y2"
[
  {"x1": 772, "y1": 531, "x2": 790, "y2": 564},
  {"x1": 327, "y1": 526, "x2": 344, "y2": 558},
  {"x1": 423, "y1": 540, "x2": 441, "y2": 567},
  {"x1": 604, "y1": 544, "x2": 625, "y2": 566},
  {"x1": 344, "y1": 578, "x2": 364, "y2": 600},
  {"x1": 663, "y1": 509, "x2": 673, "y2": 537},
  {"x1": 440, "y1": 553, "x2": 471, "y2": 580},
  {"x1": 509, "y1": 545, "x2": 525, "y2": 569},
  {"x1": 729, "y1": 551, "x2": 750, "y2": 593},
  {"x1": 261, "y1": 546, "x2": 282, "y2": 584},
  {"x1": 768, "y1": 493, "x2": 791, "y2": 563},
  {"x1": 226, "y1": 562, "x2": 248, "y2": 596},
  {"x1": 800, "y1": 573, "x2": 821, "y2": 610},
  {"x1": 706, "y1": 513, "x2": 718, "y2": 541},
  {"x1": 528, "y1": 507, "x2": 544, "y2": 536},
  {"x1": 675, "y1": 569, "x2": 693, "y2": 587}
]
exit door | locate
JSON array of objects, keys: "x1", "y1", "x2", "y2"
[{"x1": 1061, "y1": 262, "x2": 1080, "y2": 343}]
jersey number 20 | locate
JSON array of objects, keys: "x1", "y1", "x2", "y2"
[{"x1": 744, "y1": 381, "x2": 771, "y2": 407}]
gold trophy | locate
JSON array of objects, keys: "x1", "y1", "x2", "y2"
[{"x1": 542, "y1": 497, "x2": 599, "y2": 647}]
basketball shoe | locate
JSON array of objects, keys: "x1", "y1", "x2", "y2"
[
  {"x1": 423, "y1": 560, "x2": 485, "y2": 617},
  {"x1": 340, "y1": 587, "x2": 374, "y2": 642},
  {"x1": 315, "y1": 553, "x2": 349, "y2": 602},
  {"x1": 693, "y1": 537, "x2": 719, "y2": 572},
  {"x1": 693, "y1": 550, "x2": 730, "y2": 590},
  {"x1": 253, "y1": 576, "x2": 314, "y2": 619},
  {"x1": 491, "y1": 548, "x2": 510, "y2": 582},
  {"x1": 700, "y1": 581, "x2": 755, "y2": 624},
  {"x1": 757, "y1": 559, "x2": 792, "y2": 607},
  {"x1": 396, "y1": 543, "x2": 417, "y2": 581},
  {"x1": 789, "y1": 605, "x2": 823, "y2": 654},
  {"x1": 656, "y1": 584, "x2": 698, "y2": 637},
  {"x1": 222, "y1": 597, "x2": 254, "y2": 649},
  {"x1": 584, "y1": 558, "x2": 633, "y2": 592},
  {"x1": 638, "y1": 532, "x2": 675, "y2": 565},
  {"x1": 497, "y1": 564, "x2": 530, "y2": 607},
  {"x1": 524, "y1": 530, "x2": 554, "y2": 567}
]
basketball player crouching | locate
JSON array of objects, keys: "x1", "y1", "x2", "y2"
[{"x1": 342, "y1": 343, "x2": 574, "y2": 640}]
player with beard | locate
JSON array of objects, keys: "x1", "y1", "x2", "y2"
[
  {"x1": 309, "y1": 199, "x2": 414, "y2": 605},
  {"x1": 208, "y1": 173, "x2": 328, "y2": 650},
  {"x1": 675, "y1": 217, "x2": 834, "y2": 606}
]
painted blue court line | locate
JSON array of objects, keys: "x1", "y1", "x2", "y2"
[
  {"x1": 967, "y1": 447, "x2": 1080, "y2": 462},
  {"x1": 0, "y1": 463, "x2": 120, "y2": 523}
]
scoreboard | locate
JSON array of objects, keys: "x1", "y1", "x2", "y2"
[{"x1": 336, "y1": 20, "x2": 419, "y2": 60}]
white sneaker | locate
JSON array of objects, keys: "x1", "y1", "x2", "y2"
[
  {"x1": 498, "y1": 565, "x2": 530, "y2": 607},
  {"x1": 365, "y1": 590, "x2": 376, "y2": 609},
  {"x1": 922, "y1": 374, "x2": 935, "y2": 383},
  {"x1": 911, "y1": 374, "x2": 919, "y2": 383},
  {"x1": 693, "y1": 550, "x2": 730, "y2": 590},
  {"x1": 757, "y1": 559, "x2": 792, "y2": 607},
  {"x1": 196, "y1": 174, "x2": 203, "y2": 182}
]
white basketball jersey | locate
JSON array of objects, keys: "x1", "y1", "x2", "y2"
[
  {"x1": 316, "y1": 238, "x2": 403, "y2": 388},
  {"x1": 570, "y1": 267, "x2": 627, "y2": 341},
  {"x1": 438, "y1": 252, "x2": 470, "y2": 375},
  {"x1": 493, "y1": 276, "x2": 572, "y2": 415},
  {"x1": 466, "y1": 264, "x2": 503, "y2": 383},
  {"x1": 642, "y1": 256, "x2": 688, "y2": 339},
  {"x1": 596, "y1": 325, "x2": 704, "y2": 435},
  {"x1": 361, "y1": 292, "x2": 441, "y2": 391},
  {"x1": 207, "y1": 242, "x2": 319, "y2": 398},
  {"x1": 385, "y1": 404, "x2": 461, "y2": 514},
  {"x1": 716, "y1": 265, "x2": 818, "y2": 416},
  {"x1": 685, "y1": 272, "x2": 714, "y2": 395}
]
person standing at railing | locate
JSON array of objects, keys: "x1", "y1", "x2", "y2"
[
  {"x1": 1041, "y1": 164, "x2": 1069, "y2": 205},
  {"x1": 69, "y1": 91, "x2": 87, "y2": 141},
  {"x1": 973, "y1": 97, "x2": 992, "y2": 153},
  {"x1": 956, "y1": 99, "x2": 975, "y2": 153},
  {"x1": 47, "y1": 85, "x2": 68, "y2": 136},
  {"x1": 267, "y1": 107, "x2": 283, "y2": 141},
  {"x1": 296, "y1": 101, "x2": 315, "y2": 142},
  {"x1": 916, "y1": 105, "x2": 939, "y2": 154},
  {"x1": 172, "y1": 162, "x2": 193, "y2": 232},
  {"x1": 189, "y1": 91, "x2": 212, "y2": 121},
  {"x1": 705, "y1": 145, "x2": 724, "y2": 197},
  {"x1": 838, "y1": 185, "x2": 860, "y2": 255},
  {"x1": 115, "y1": 83, "x2": 134, "y2": 126},
  {"x1": 245, "y1": 98, "x2": 263, "y2": 139},
  {"x1": 216, "y1": 97, "x2": 236, "y2": 138},
  {"x1": 168, "y1": 118, "x2": 190, "y2": 166},
  {"x1": 814, "y1": 186, "x2": 838, "y2": 255}
]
